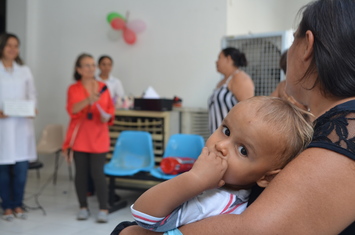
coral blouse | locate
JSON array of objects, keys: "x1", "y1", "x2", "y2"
[{"x1": 63, "y1": 81, "x2": 115, "y2": 153}]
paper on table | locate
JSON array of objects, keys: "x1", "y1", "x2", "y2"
[
  {"x1": 143, "y1": 86, "x2": 160, "y2": 98},
  {"x1": 96, "y1": 103, "x2": 112, "y2": 120},
  {"x1": 3, "y1": 100, "x2": 36, "y2": 117}
]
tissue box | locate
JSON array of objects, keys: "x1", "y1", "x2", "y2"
[{"x1": 133, "y1": 98, "x2": 173, "y2": 111}]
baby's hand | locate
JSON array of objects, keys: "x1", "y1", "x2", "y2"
[{"x1": 188, "y1": 147, "x2": 227, "y2": 191}]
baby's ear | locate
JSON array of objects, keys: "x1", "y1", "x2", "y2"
[{"x1": 256, "y1": 169, "x2": 281, "y2": 188}]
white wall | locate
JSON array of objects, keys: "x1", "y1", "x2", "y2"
[
  {"x1": 227, "y1": 0, "x2": 312, "y2": 35},
  {"x1": 7, "y1": 0, "x2": 227, "y2": 137},
  {"x1": 6, "y1": 0, "x2": 312, "y2": 138},
  {"x1": 6, "y1": 0, "x2": 27, "y2": 57}
]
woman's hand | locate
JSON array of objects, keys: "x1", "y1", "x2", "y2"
[
  {"x1": 0, "y1": 110, "x2": 8, "y2": 118},
  {"x1": 188, "y1": 147, "x2": 227, "y2": 190},
  {"x1": 72, "y1": 93, "x2": 100, "y2": 114},
  {"x1": 62, "y1": 149, "x2": 73, "y2": 164},
  {"x1": 87, "y1": 92, "x2": 100, "y2": 104}
]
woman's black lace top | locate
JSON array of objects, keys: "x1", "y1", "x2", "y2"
[
  {"x1": 307, "y1": 100, "x2": 355, "y2": 234},
  {"x1": 308, "y1": 100, "x2": 355, "y2": 160}
]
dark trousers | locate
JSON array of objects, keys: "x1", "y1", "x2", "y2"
[{"x1": 73, "y1": 151, "x2": 108, "y2": 210}]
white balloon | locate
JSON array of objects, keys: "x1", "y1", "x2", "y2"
[
  {"x1": 126, "y1": 20, "x2": 147, "y2": 33},
  {"x1": 107, "y1": 30, "x2": 122, "y2": 41}
]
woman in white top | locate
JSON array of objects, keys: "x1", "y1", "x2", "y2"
[
  {"x1": 208, "y1": 47, "x2": 254, "y2": 134},
  {"x1": 96, "y1": 55, "x2": 124, "y2": 107},
  {"x1": 0, "y1": 33, "x2": 37, "y2": 221}
]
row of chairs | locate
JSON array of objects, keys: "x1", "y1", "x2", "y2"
[
  {"x1": 104, "y1": 131, "x2": 205, "y2": 180},
  {"x1": 104, "y1": 131, "x2": 205, "y2": 212},
  {"x1": 31, "y1": 125, "x2": 205, "y2": 182}
]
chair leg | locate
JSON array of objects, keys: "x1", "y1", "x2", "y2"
[
  {"x1": 108, "y1": 176, "x2": 127, "y2": 213},
  {"x1": 53, "y1": 151, "x2": 59, "y2": 185},
  {"x1": 108, "y1": 177, "x2": 115, "y2": 206}
]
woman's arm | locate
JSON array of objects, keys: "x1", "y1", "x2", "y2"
[
  {"x1": 25, "y1": 66, "x2": 37, "y2": 103},
  {"x1": 71, "y1": 93, "x2": 99, "y2": 114},
  {"x1": 180, "y1": 148, "x2": 355, "y2": 234},
  {"x1": 24, "y1": 66, "x2": 37, "y2": 117},
  {"x1": 124, "y1": 148, "x2": 355, "y2": 234},
  {"x1": 229, "y1": 73, "x2": 254, "y2": 101},
  {"x1": 133, "y1": 148, "x2": 227, "y2": 218},
  {"x1": 115, "y1": 78, "x2": 125, "y2": 98},
  {"x1": 101, "y1": 87, "x2": 115, "y2": 124}
]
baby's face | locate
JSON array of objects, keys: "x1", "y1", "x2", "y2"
[{"x1": 205, "y1": 100, "x2": 282, "y2": 189}]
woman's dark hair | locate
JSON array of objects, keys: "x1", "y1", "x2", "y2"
[
  {"x1": 222, "y1": 47, "x2": 247, "y2": 67},
  {"x1": 279, "y1": 50, "x2": 288, "y2": 74},
  {"x1": 0, "y1": 33, "x2": 24, "y2": 65},
  {"x1": 73, "y1": 53, "x2": 94, "y2": 81},
  {"x1": 98, "y1": 55, "x2": 113, "y2": 65},
  {"x1": 296, "y1": 0, "x2": 355, "y2": 98}
]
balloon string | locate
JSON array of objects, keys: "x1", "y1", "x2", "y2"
[{"x1": 126, "y1": 11, "x2": 130, "y2": 22}]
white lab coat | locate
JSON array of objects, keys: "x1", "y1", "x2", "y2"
[{"x1": 0, "y1": 61, "x2": 37, "y2": 164}]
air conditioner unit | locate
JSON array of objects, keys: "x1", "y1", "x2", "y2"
[
  {"x1": 222, "y1": 30, "x2": 293, "y2": 96},
  {"x1": 178, "y1": 107, "x2": 210, "y2": 142}
]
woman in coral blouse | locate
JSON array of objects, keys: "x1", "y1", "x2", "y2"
[{"x1": 63, "y1": 53, "x2": 114, "y2": 223}]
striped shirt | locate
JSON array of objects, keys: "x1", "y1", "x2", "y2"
[
  {"x1": 131, "y1": 188, "x2": 250, "y2": 232},
  {"x1": 208, "y1": 74, "x2": 238, "y2": 134}
]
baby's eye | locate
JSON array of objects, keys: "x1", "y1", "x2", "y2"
[
  {"x1": 238, "y1": 146, "x2": 248, "y2": 156},
  {"x1": 222, "y1": 126, "x2": 230, "y2": 136}
]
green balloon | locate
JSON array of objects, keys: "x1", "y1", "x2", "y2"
[{"x1": 107, "y1": 12, "x2": 125, "y2": 23}]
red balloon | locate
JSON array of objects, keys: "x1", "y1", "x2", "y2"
[
  {"x1": 123, "y1": 27, "x2": 137, "y2": 44},
  {"x1": 111, "y1": 18, "x2": 125, "y2": 30}
]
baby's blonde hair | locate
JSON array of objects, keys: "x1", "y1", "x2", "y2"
[{"x1": 250, "y1": 96, "x2": 313, "y2": 168}]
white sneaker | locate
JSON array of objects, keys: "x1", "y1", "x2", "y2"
[
  {"x1": 96, "y1": 211, "x2": 108, "y2": 223},
  {"x1": 14, "y1": 212, "x2": 27, "y2": 220},
  {"x1": 2, "y1": 214, "x2": 14, "y2": 222},
  {"x1": 77, "y1": 208, "x2": 89, "y2": 220}
]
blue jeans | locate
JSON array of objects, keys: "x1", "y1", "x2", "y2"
[{"x1": 0, "y1": 161, "x2": 29, "y2": 210}]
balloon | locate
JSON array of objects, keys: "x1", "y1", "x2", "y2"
[
  {"x1": 107, "y1": 30, "x2": 122, "y2": 41},
  {"x1": 126, "y1": 20, "x2": 147, "y2": 33},
  {"x1": 123, "y1": 28, "x2": 137, "y2": 44},
  {"x1": 107, "y1": 12, "x2": 125, "y2": 23},
  {"x1": 111, "y1": 18, "x2": 126, "y2": 30}
]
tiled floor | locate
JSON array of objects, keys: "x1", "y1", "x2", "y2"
[{"x1": 0, "y1": 155, "x2": 143, "y2": 235}]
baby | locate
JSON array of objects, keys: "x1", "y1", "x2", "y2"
[{"x1": 130, "y1": 96, "x2": 313, "y2": 232}]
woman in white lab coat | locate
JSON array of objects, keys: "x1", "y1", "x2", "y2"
[{"x1": 0, "y1": 33, "x2": 37, "y2": 221}]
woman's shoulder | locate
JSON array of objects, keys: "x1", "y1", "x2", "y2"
[
  {"x1": 232, "y1": 70, "x2": 252, "y2": 81},
  {"x1": 68, "y1": 81, "x2": 82, "y2": 91},
  {"x1": 230, "y1": 70, "x2": 254, "y2": 89},
  {"x1": 310, "y1": 99, "x2": 355, "y2": 160},
  {"x1": 109, "y1": 75, "x2": 123, "y2": 83}
]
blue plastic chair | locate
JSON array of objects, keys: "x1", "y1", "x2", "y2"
[
  {"x1": 150, "y1": 134, "x2": 205, "y2": 180},
  {"x1": 104, "y1": 131, "x2": 155, "y2": 176}
]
